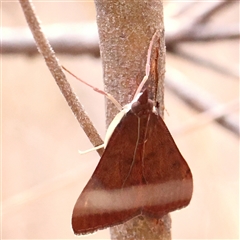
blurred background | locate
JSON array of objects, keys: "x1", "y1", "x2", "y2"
[{"x1": 1, "y1": 1, "x2": 239, "y2": 239}]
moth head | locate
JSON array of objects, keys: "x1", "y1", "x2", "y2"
[{"x1": 131, "y1": 89, "x2": 154, "y2": 117}]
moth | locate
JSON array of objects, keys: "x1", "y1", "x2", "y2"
[{"x1": 65, "y1": 31, "x2": 193, "y2": 235}]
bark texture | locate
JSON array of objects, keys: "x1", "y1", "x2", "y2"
[{"x1": 94, "y1": 0, "x2": 169, "y2": 239}]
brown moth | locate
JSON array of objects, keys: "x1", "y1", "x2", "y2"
[{"x1": 66, "y1": 31, "x2": 193, "y2": 235}]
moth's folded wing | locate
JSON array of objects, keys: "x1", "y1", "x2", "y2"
[
  {"x1": 142, "y1": 113, "x2": 193, "y2": 217},
  {"x1": 72, "y1": 112, "x2": 141, "y2": 235}
]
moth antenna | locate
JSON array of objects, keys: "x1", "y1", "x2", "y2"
[
  {"x1": 62, "y1": 66, "x2": 122, "y2": 111},
  {"x1": 133, "y1": 30, "x2": 158, "y2": 100}
]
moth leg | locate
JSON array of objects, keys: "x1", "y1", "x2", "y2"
[{"x1": 78, "y1": 144, "x2": 105, "y2": 155}]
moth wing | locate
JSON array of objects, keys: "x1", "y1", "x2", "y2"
[
  {"x1": 142, "y1": 113, "x2": 193, "y2": 217},
  {"x1": 72, "y1": 111, "x2": 142, "y2": 235}
]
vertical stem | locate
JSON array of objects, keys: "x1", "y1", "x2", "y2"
[
  {"x1": 95, "y1": 0, "x2": 165, "y2": 125},
  {"x1": 94, "y1": 0, "x2": 169, "y2": 239}
]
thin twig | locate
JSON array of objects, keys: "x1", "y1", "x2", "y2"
[
  {"x1": 165, "y1": 67, "x2": 239, "y2": 137},
  {"x1": 172, "y1": 98, "x2": 239, "y2": 136},
  {"x1": 172, "y1": 48, "x2": 239, "y2": 79},
  {"x1": 1, "y1": 24, "x2": 100, "y2": 56},
  {"x1": 19, "y1": 0, "x2": 104, "y2": 155},
  {"x1": 166, "y1": 1, "x2": 238, "y2": 46},
  {"x1": 2, "y1": 23, "x2": 239, "y2": 55},
  {"x1": 2, "y1": 1, "x2": 239, "y2": 56},
  {"x1": 192, "y1": 0, "x2": 232, "y2": 24},
  {"x1": 167, "y1": 24, "x2": 239, "y2": 43}
]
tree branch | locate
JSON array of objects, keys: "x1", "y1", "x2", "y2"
[
  {"x1": 1, "y1": 23, "x2": 100, "y2": 56},
  {"x1": 94, "y1": 0, "x2": 170, "y2": 239},
  {"x1": 18, "y1": 0, "x2": 104, "y2": 155},
  {"x1": 2, "y1": 23, "x2": 239, "y2": 55},
  {"x1": 165, "y1": 67, "x2": 239, "y2": 137}
]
